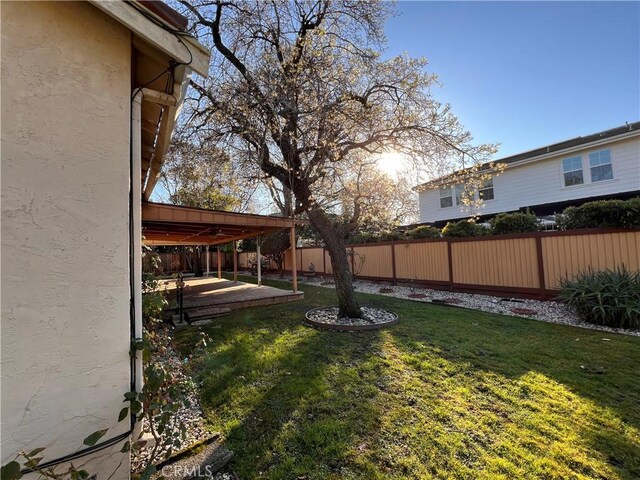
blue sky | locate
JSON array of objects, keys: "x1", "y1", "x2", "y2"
[{"x1": 384, "y1": 1, "x2": 640, "y2": 158}]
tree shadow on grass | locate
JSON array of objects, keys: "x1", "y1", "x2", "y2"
[
  {"x1": 176, "y1": 281, "x2": 640, "y2": 479},
  {"x1": 179, "y1": 309, "x2": 390, "y2": 479}
]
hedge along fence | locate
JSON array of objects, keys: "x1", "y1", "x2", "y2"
[{"x1": 253, "y1": 228, "x2": 640, "y2": 298}]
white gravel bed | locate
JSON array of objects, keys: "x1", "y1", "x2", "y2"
[
  {"x1": 307, "y1": 306, "x2": 397, "y2": 326},
  {"x1": 287, "y1": 275, "x2": 639, "y2": 337}
]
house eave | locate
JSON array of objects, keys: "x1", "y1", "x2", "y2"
[
  {"x1": 89, "y1": 0, "x2": 210, "y2": 77},
  {"x1": 89, "y1": 1, "x2": 212, "y2": 200},
  {"x1": 415, "y1": 123, "x2": 640, "y2": 192},
  {"x1": 498, "y1": 128, "x2": 640, "y2": 170}
]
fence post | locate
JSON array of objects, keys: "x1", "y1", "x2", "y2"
[
  {"x1": 350, "y1": 246, "x2": 355, "y2": 278},
  {"x1": 290, "y1": 227, "x2": 298, "y2": 293},
  {"x1": 233, "y1": 240, "x2": 238, "y2": 282},
  {"x1": 447, "y1": 239, "x2": 454, "y2": 290},
  {"x1": 391, "y1": 242, "x2": 397, "y2": 285},
  {"x1": 535, "y1": 234, "x2": 546, "y2": 297},
  {"x1": 323, "y1": 248, "x2": 326, "y2": 274}
]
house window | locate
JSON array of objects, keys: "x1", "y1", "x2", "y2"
[
  {"x1": 454, "y1": 184, "x2": 466, "y2": 205},
  {"x1": 589, "y1": 149, "x2": 613, "y2": 182},
  {"x1": 440, "y1": 186, "x2": 453, "y2": 208},
  {"x1": 479, "y1": 178, "x2": 494, "y2": 200},
  {"x1": 562, "y1": 156, "x2": 584, "y2": 186}
]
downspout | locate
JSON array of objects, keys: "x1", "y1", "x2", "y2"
[
  {"x1": 131, "y1": 90, "x2": 144, "y2": 398},
  {"x1": 131, "y1": 87, "x2": 177, "y2": 400}
]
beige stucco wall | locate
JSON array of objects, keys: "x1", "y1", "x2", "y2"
[{"x1": 2, "y1": 2, "x2": 131, "y2": 477}]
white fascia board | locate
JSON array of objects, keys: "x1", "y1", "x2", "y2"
[
  {"x1": 89, "y1": 0, "x2": 210, "y2": 77},
  {"x1": 501, "y1": 129, "x2": 640, "y2": 169}
]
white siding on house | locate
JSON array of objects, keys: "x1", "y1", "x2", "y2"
[
  {"x1": 1, "y1": 2, "x2": 131, "y2": 477},
  {"x1": 418, "y1": 135, "x2": 640, "y2": 223}
]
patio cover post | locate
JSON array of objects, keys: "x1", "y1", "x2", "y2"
[
  {"x1": 257, "y1": 235, "x2": 262, "y2": 287},
  {"x1": 233, "y1": 240, "x2": 238, "y2": 282},
  {"x1": 217, "y1": 247, "x2": 222, "y2": 279},
  {"x1": 290, "y1": 226, "x2": 297, "y2": 292},
  {"x1": 205, "y1": 246, "x2": 210, "y2": 276}
]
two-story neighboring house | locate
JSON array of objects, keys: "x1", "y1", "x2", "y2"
[{"x1": 416, "y1": 122, "x2": 640, "y2": 225}]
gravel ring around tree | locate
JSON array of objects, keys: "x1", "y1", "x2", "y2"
[{"x1": 305, "y1": 306, "x2": 398, "y2": 331}]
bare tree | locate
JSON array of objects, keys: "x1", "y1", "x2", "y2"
[
  {"x1": 334, "y1": 160, "x2": 419, "y2": 235},
  {"x1": 175, "y1": 0, "x2": 495, "y2": 318}
]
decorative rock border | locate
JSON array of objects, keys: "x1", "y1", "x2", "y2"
[
  {"x1": 294, "y1": 277, "x2": 640, "y2": 337},
  {"x1": 305, "y1": 306, "x2": 399, "y2": 331}
]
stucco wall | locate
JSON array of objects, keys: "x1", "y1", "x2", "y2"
[
  {"x1": 2, "y1": 2, "x2": 131, "y2": 477},
  {"x1": 419, "y1": 135, "x2": 640, "y2": 223}
]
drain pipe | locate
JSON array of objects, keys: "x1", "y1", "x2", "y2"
[
  {"x1": 131, "y1": 87, "x2": 178, "y2": 397},
  {"x1": 131, "y1": 90, "x2": 144, "y2": 397}
]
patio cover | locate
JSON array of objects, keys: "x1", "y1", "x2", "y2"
[{"x1": 142, "y1": 202, "x2": 296, "y2": 246}]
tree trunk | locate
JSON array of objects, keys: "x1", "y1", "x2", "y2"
[
  {"x1": 307, "y1": 207, "x2": 363, "y2": 319},
  {"x1": 276, "y1": 255, "x2": 285, "y2": 278},
  {"x1": 193, "y1": 246, "x2": 203, "y2": 277}
]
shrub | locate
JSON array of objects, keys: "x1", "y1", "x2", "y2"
[
  {"x1": 556, "y1": 197, "x2": 640, "y2": 230},
  {"x1": 405, "y1": 225, "x2": 441, "y2": 239},
  {"x1": 490, "y1": 211, "x2": 540, "y2": 235},
  {"x1": 379, "y1": 230, "x2": 405, "y2": 242},
  {"x1": 441, "y1": 220, "x2": 488, "y2": 238},
  {"x1": 559, "y1": 268, "x2": 640, "y2": 330},
  {"x1": 346, "y1": 232, "x2": 381, "y2": 244}
]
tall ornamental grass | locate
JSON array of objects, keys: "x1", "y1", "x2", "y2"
[{"x1": 559, "y1": 267, "x2": 640, "y2": 330}]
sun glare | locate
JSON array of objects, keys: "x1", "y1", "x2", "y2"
[{"x1": 376, "y1": 151, "x2": 408, "y2": 178}]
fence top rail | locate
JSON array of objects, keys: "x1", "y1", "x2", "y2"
[{"x1": 292, "y1": 227, "x2": 640, "y2": 249}]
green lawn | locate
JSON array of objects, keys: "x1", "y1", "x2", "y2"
[{"x1": 175, "y1": 276, "x2": 640, "y2": 479}]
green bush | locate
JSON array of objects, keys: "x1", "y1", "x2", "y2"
[
  {"x1": 441, "y1": 220, "x2": 488, "y2": 238},
  {"x1": 347, "y1": 230, "x2": 406, "y2": 244},
  {"x1": 346, "y1": 232, "x2": 377, "y2": 244},
  {"x1": 556, "y1": 197, "x2": 640, "y2": 230},
  {"x1": 559, "y1": 268, "x2": 640, "y2": 330},
  {"x1": 379, "y1": 230, "x2": 405, "y2": 242},
  {"x1": 490, "y1": 211, "x2": 540, "y2": 235},
  {"x1": 405, "y1": 225, "x2": 441, "y2": 239}
]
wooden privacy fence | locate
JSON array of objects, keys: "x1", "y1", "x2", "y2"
[
  {"x1": 247, "y1": 229, "x2": 639, "y2": 298},
  {"x1": 154, "y1": 250, "x2": 281, "y2": 274},
  {"x1": 154, "y1": 251, "x2": 229, "y2": 274}
]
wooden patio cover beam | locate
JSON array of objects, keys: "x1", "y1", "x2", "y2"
[{"x1": 142, "y1": 202, "x2": 296, "y2": 246}]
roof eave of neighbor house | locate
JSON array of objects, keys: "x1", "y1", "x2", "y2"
[
  {"x1": 414, "y1": 121, "x2": 640, "y2": 192},
  {"x1": 90, "y1": 0, "x2": 211, "y2": 199}
]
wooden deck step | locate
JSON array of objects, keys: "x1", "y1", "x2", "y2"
[
  {"x1": 189, "y1": 306, "x2": 232, "y2": 319},
  {"x1": 173, "y1": 306, "x2": 231, "y2": 326}
]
